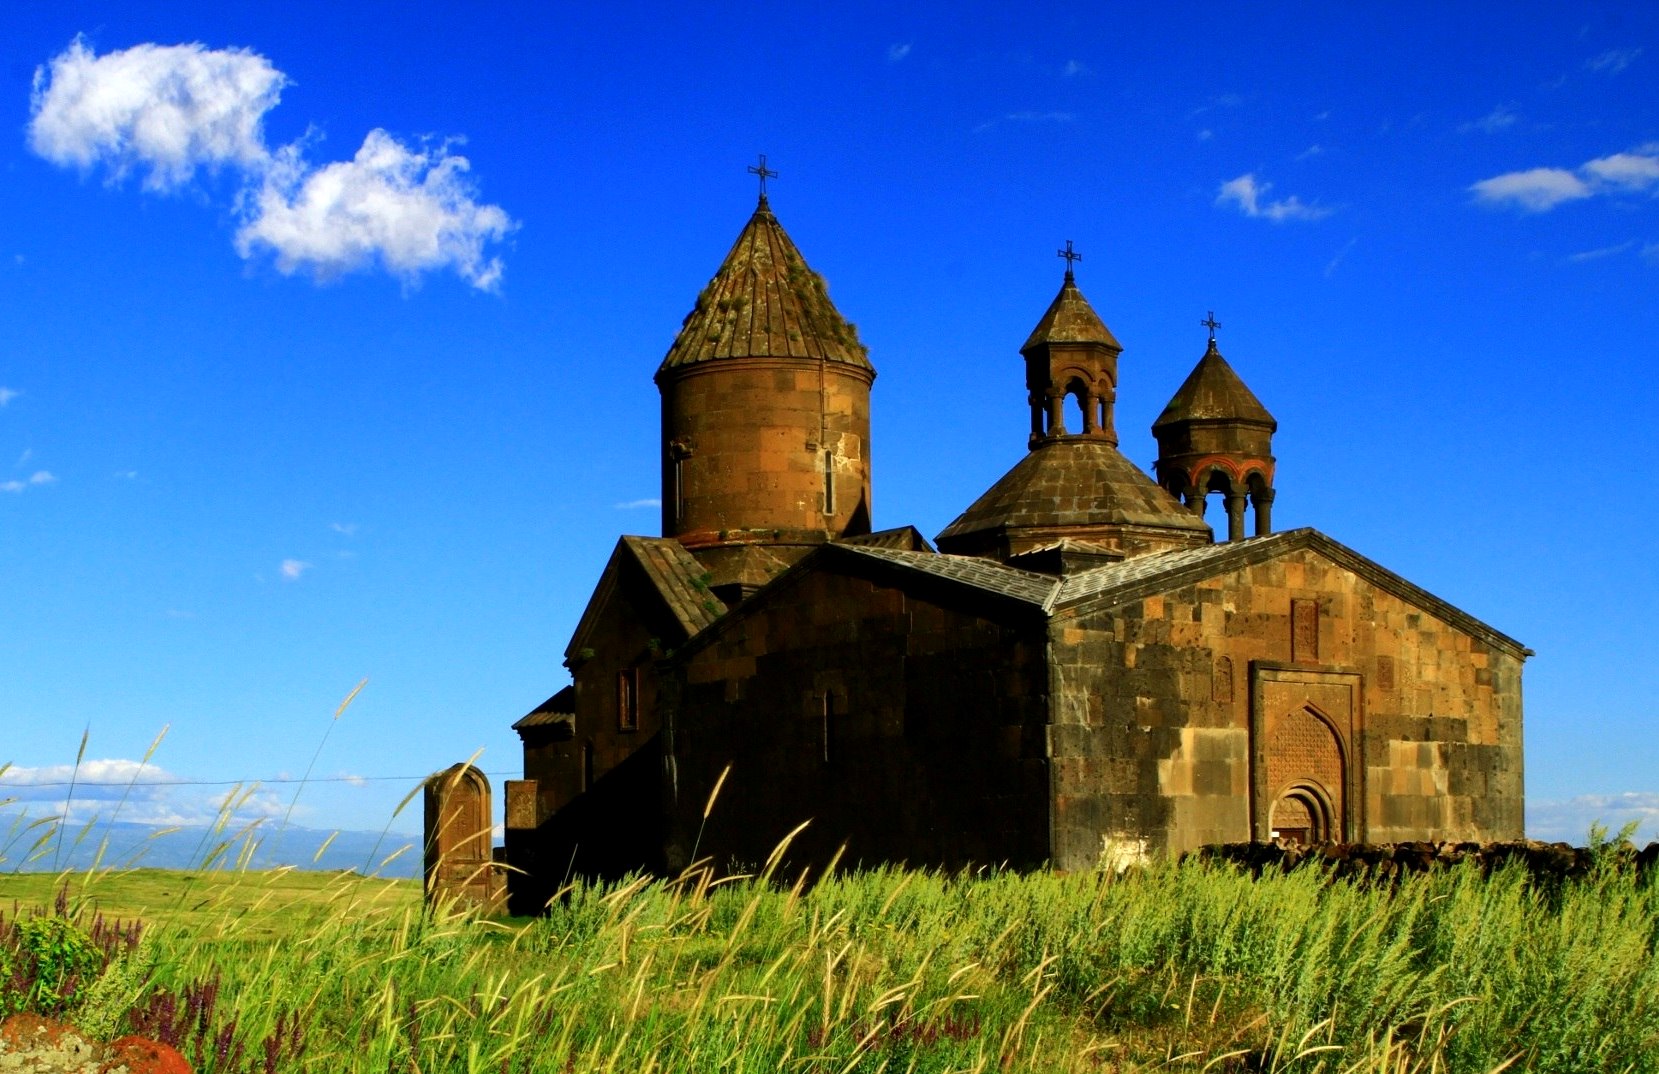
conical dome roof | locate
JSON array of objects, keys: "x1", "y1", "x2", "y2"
[
  {"x1": 1021, "y1": 273, "x2": 1122, "y2": 353},
  {"x1": 657, "y1": 197, "x2": 871, "y2": 377},
  {"x1": 1153, "y1": 339, "x2": 1276, "y2": 431}
]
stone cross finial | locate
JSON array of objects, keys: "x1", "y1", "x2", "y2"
[
  {"x1": 1201, "y1": 311, "x2": 1221, "y2": 342},
  {"x1": 748, "y1": 154, "x2": 778, "y2": 199},
  {"x1": 1057, "y1": 240, "x2": 1082, "y2": 278}
]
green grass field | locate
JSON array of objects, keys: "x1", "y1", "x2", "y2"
[{"x1": 2, "y1": 850, "x2": 1656, "y2": 1074}]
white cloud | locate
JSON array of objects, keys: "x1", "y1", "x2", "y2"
[
  {"x1": 1644, "y1": 242, "x2": 1659, "y2": 264},
  {"x1": 280, "y1": 558, "x2": 311, "y2": 580},
  {"x1": 614, "y1": 497, "x2": 661, "y2": 510},
  {"x1": 887, "y1": 43, "x2": 911, "y2": 63},
  {"x1": 1581, "y1": 149, "x2": 1659, "y2": 189},
  {"x1": 115, "y1": 469, "x2": 138, "y2": 479},
  {"x1": 1196, "y1": 129, "x2": 1213, "y2": 142},
  {"x1": 16, "y1": 448, "x2": 31, "y2": 466},
  {"x1": 330, "y1": 521, "x2": 358, "y2": 536},
  {"x1": 1062, "y1": 60, "x2": 1088, "y2": 77},
  {"x1": 1, "y1": 471, "x2": 55, "y2": 494},
  {"x1": 1527, "y1": 791, "x2": 1659, "y2": 844},
  {"x1": 1469, "y1": 167, "x2": 1594, "y2": 211},
  {"x1": 1214, "y1": 173, "x2": 1332, "y2": 222},
  {"x1": 1586, "y1": 47, "x2": 1642, "y2": 75},
  {"x1": 1471, "y1": 145, "x2": 1659, "y2": 211},
  {"x1": 29, "y1": 37, "x2": 514, "y2": 291},
  {"x1": 235, "y1": 132, "x2": 515, "y2": 290},
  {"x1": 1460, "y1": 104, "x2": 1519, "y2": 134},
  {"x1": 0, "y1": 388, "x2": 18, "y2": 406},
  {"x1": 29, "y1": 37, "x2": 285, "y2": 191},
  {"x1": 1566, "y1": 240, "x2": 1635, "y2": 263},
  {"x1": 1296, "y1": 144, "x2": 1324, "y2": 160}
]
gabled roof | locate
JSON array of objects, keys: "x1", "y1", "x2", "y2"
[
  {"x1": 1153, "y1": 339, "x2": 1276, "y2": 431},
  {"x1": 826, "y1": 544, "x2": 1059, "y2": 607},
  {"x1": 1048, "y1": 528, "x2": 1530, "y2": 659},
  {"x1": 656, "y1": 197, "x2": 872, "y2": 376},
  {"x1": 564, "y1": 536, "x2": 727, "y2": 663},
  {"x1": 1021, "y1": 273, "x2": 1122, "y2": 353},
  {"x1": 936, "y1": 439, "x2": 1211, "y2": 546},
  {"x1": 840, "y1": 525, "x2": 936, "y2": 552},
  {"x1": 663, "y1": 526, "x2": 1529, "y2": 664}
]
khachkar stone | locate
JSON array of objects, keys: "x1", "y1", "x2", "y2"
[{"x1": 423, "y1": 763, "x2": 504, "y2": 911}]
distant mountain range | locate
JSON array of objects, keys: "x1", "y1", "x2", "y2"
[{"x1": 0, "y1": 820, "x2": 422, "y2": 878}]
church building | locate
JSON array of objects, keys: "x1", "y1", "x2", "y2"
[{"x1": 500, "y1": 189, "x2": 1526, "y2": 908}]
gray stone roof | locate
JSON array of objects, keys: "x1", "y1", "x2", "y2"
[
  {"x1": 936, "y1": 439, "x2": 1211, "y2": 547},
  {"x1": 1153, "y1": 339, "x2": 1277, "y2": 431},
  {"x1": 1022, "y1": 273, "x2": 1122, "y2": 352},
  {"x1": 656, "y1": 197, "x2": 871, "y2": 377},
  {"x1": 620, "y1": 536, "x2": 727, "y2": 637},
  {"x1": 828, "y1": 544, "x2": 1059, "y2": 606}
]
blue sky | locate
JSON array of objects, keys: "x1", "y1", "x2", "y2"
[{"x1": 1, "y1": 2, "x2": 1655, "y2": 853}]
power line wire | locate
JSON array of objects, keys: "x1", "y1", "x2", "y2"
[{"x1": 0, "y1": 772, "x2": 517, "y2": 790}]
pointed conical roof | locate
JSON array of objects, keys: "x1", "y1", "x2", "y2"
[
  {"x1": 1021, "y1": 272, "x2": 1122, "y2": 353},
  {"x1": 657, "y1": 197, "x2": 872, "y2": 377},
  {"x1": 1152, "y1": 339, "x2": 1276, "y2": 431}
]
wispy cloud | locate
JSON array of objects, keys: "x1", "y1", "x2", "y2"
[
  {"x1": 1527, "y1": 791, "x2": 1659, "y2": 843},
  {"x1": 1324, "y1": 237, "x2": 1358, "y2": 277},
  {"x1": 1644, "y1": 242, "x2": 1659, "y2": 264},
  {"x1": 1586, "y1": 47, "x2": 1642, "y2": 75},
  {"x1": 29, "y1": 36, "x2": 516, "y2": 291},
  {"x1": 1460, "y1": 104, "x2": 1519, "y2": 134},
  {"x1": 974, "y1": 111, "x2": 1074, "y2": 133},
  {"x1": 1, "y1": 471, "x2": 56, "y2": 494},
  {"x1": 1196, "y1": 129, "x2": 1213, "y2": 142},
  {"x1": 887, "y1": 43, "x2": 911, "y2": 63},
  {"x1": 330, "y1": 522, "x2": 358, "y2": 536},
  {"x1": 279, "y1": 558, "x2": 311, "y2": 581},
  {"x1": 1565, "y1": 240, "x2": 1635, "y2": 263},
  {"x1": 1296, "y1": 145, "x2": 1324, "y2": 160},
  {"x1": 1062, "y1": 59, "x2": 1088, "y2": 77},
  {"x1": 1215, "y1": 173, "x2": 1332, "y2": 222},
  {"x1": 1187, "y1": 93, "x2": 1243, "y2": 119},
  {"x1": 613, "y1": 497, "x2": 661, "y2": 510},
  {"x1": 1470, "y1": 144, "x2": 1659, "y2": 211},
  {"x1": 0, "y1": 388, "x2": 18, "y2": 406}
]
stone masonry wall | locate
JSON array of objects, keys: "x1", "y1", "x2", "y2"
[
  {"x1": 661, "y1": 565, "x2": 1050, "y2": 874},
  {"x1": 1046, "y1": 545, "x2": 1524, "y2": 869}
]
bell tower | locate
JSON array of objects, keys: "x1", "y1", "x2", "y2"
[
  {"x1": 655, "y1": 166, "x2": 875, "y2": 591},
  {"x1": 1152, "y1": 315, "x2": 1277, "y2": 541},
  {"x1": 1023, "y1": 242, "x2": 1122, "y2": 448}
]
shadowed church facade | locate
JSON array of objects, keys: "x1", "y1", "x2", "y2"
[{"x1": 498, "y1": 190, "x2": 1526, "y2": 909}]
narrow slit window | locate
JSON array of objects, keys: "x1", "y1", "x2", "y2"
[{"x1": 823, "y1": 450, "x2": 835, "y2": 515}]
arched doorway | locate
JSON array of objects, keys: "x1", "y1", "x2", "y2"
[{"x1": 1269, "y1": 781, "x2": 1337, "y2": 844}]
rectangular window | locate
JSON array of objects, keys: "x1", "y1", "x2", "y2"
[
  {"x1": 672, "y1": 456, "x2": 684, "y2": 524},
  {"x1": 617, "y1": 668, "x2": 639, "y2": 732}
]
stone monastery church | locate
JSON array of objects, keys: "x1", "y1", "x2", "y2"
[{"x1": 493, "y1": 189, "x2": 1526, "y2": 910}]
